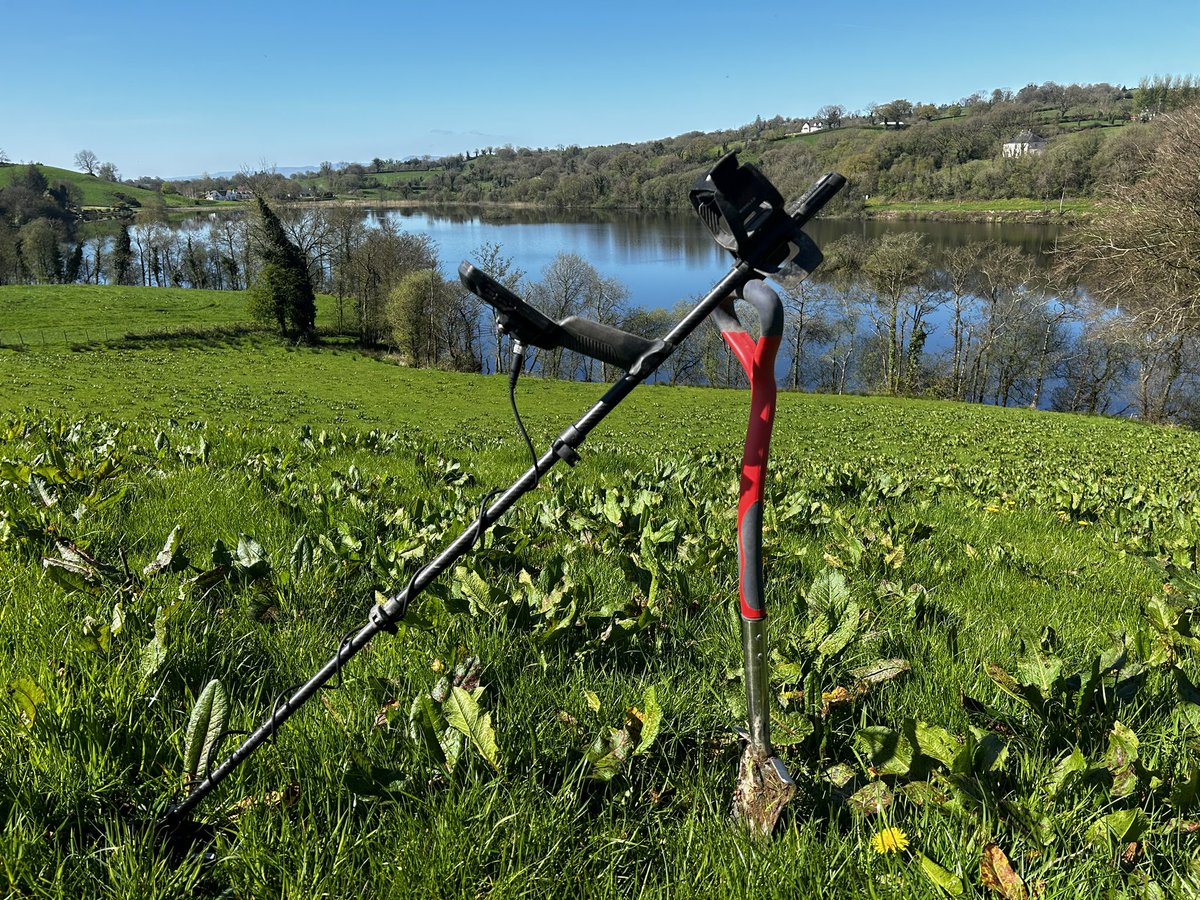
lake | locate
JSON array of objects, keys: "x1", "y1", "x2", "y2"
[
  {"x1": 363, "y1": 207, "x2": 1065, "y2": 309},
  {"x1": 168, "y1": 206, "x2": 1064, "y2": 311}
]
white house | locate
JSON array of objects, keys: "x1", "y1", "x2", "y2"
[
  {"x1": 1003, "y1": 131, "x2": 1047, "y2": 157},
  {"x1": 799, "y1": 121, "x2": 825, "y2": 134},
  {"x1": 204, "y1": 188, "x2": 254, "y2": 201}
]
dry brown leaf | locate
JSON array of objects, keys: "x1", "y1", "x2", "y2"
[
  {"x1": 373, "y1": 699, "x2": 401, "y2": 728},
  {"x1": 822, "y1": 686, "x2": 853, "y2": 708},
  {"x1": 229, "y1": 782, "x2": 299, "y2": 819},
  {"x1": 980, "y1": 842, "x2": 1028, "y2": 900}
]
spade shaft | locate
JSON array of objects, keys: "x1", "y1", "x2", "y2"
[{"x1": 714, "y1": 278, "x2": 795, "y2": 835}]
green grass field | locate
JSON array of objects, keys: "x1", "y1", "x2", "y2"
[
  {"x1": 0, "y1": 285, "x2": 340, "y2": 347},
  {"x1": 0, "y1": 164, "x2": 206, "y2": 210},
  {"x1": 3, "y1": 286, "x2": 1200, "y2": 898},
  {"x1": 865, "y1": 197, "x2": 1098, "y2": 218},
  {"x1": 365, "y1": 170, "x2": 440, "y2": 185}
]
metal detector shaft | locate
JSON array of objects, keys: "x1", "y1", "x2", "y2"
[{"x1": 161, "y1": 260, "x2": 757, "y2": 829}]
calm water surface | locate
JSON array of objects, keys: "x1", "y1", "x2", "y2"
[{"x1": 366, "y1": 207, "x2": 1065, "y2": 309}]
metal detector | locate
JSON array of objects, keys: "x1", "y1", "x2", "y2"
[{"x1": 160, "y1": 153, "x2": 845, "y2": 840}]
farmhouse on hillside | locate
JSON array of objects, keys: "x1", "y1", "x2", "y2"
[
  {"x1": 1002, "y1": 131, "x2": 1047, "y2": 157},
  {"x1": 203, "y1": 187, "x2": 254, "y2": 201}
]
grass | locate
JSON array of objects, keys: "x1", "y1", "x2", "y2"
[
  {"x1": 865, "y1": 197, "x2": 1098, "y2": 217},
  {"x1": 0, "y1": 285, "x2": 342, "y2": 347},
  {"x1": 0, "y1": 164, "x2": 207, "y2": 210},
  {"x1": 3, "y1": 287, "x2": 1200, "y2": 897},
  {"x1": 364, "y1": 170, "x2": 440, "y2": 185}
]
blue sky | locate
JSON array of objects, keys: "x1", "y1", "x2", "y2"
[{"x1": 3, "y1": 0, "x2": 1197, "y2": 178}]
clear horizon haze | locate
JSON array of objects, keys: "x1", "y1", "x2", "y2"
[{"x1": 3, "y1": 0, "x2": 1197, "y2": 178}]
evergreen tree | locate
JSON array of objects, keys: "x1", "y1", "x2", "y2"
[
  {"x1": 19, "y1": 164, "x2": 48, "y2": 195},
  {"x1": 65, "y1": 243, "x2": 83, "y2": 283},
  {"x1": 111, "y1": 225, "x2": 133, "y2": 286},
  {"x1": 251, "y1": 196, "x2": 316, "y2": 338}
]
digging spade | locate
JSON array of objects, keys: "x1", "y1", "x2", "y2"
[
  {"x1": 687, "y1": 156, "x2": 845, "y2": 835},
  {"x1": 715, "y1": 280, "x2": 794, "y2": 835}
]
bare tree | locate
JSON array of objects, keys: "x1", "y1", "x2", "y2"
[
  {"x1": 1024, "y1": 271, "x2": 1082, "y2": 410},
  {"x1": 326, "y1": 205, "x2": 366, "y2": 332},
  {"x1": 527, "y1": 252, "x2": 600, "y2": 379},
  {"x1": 855, "y1": 232, "x2": 933, "y2": 393},
  {"x1": 469, "y1": 242, "x2": 524, "y2": 375},
  {"x1": 1064, "y1": 103, "x2": 1200, "y2": 323},
  {"x1": 74, "y1": 149, "x2": 99, "y2": 175},
  {"x1": 935, "y1": 243, "x2": 984, "y2": 399},
  {"x1": 818, "y1": 296, "x2": 860, "y2": 394},
  {"x1": 1107, "y1": 305, "x2": 1195, "y2": 422},
  {"x1": 344, "y1": 222, "x2": 435, "y2": 346},
  {"x1": 280, "y1": 206, "x2": 333, "y2": 287},
  {"x1": 1052, "y1": 313, "x2": 1131, "y2": 416},
  {"x1": 963, "y1": 243, "x2": 1033, "y2": 403},
  {"x1": 816, "y1": 104, "x2": 845, "y2": 129},
  {"x1": 777, "y1": 274, "x2": 835, "y2": 390},
  {"x1": 208, "y1": 217, "x2": 250, "y2": 291}
]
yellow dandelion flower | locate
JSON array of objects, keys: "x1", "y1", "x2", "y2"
[{"x1": 870, "y1": 827, "x2": 910, "y2": 854}]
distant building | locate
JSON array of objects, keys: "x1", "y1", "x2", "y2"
[
  {"x1": 799, "y1": 121, "x2": 825, "y2": 134},
  {"x1": 1003, "y1": 131, "x2": 1047, "y2": 157},
  {"x1": 203, "y1": 187, "x2": 254, "y2": 201}
]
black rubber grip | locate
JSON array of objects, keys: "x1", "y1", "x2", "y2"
[
  {"x1": 786, "y1": 173, "x2": 847, "y2": 227},
  {"x1": 558, "y1": 317, "x2": 657, "y2": 371},
  {"x1": 739, "y1": 501, "x2": 765, "y2": 616}
]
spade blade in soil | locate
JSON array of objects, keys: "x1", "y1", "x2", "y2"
[{"x1": 732, "y1": 743, "x2": 795, "y2": 837}]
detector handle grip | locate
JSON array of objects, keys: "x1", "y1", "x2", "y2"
[
  {"x1": 787, "y1": 172, "x2": 848, "y2": 228},
  {"x1": 556, "y1": 316, "x2": 659, "y2": 372},
  {"x1": 458, "y1": 261, "x2": 563, "y2": 350},
  {"x1": 459, "y1": 261, "x2": 660, "y2": 372}
]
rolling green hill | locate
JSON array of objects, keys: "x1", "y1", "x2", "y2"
[{"x1": 0, "y1": 163, "x2": 211, "y2": 209}]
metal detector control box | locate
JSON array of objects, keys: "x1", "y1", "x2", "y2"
[{"x1": 690, "y1": 153, "x2": 846, "y2": 278}]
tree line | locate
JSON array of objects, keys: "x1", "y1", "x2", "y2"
[
  {"x1": 0, "y1": 164, "x2": 85, "y2": 284},
  {"x1": 160, "y1": 78, "x2": 1195, "y2": 212}
]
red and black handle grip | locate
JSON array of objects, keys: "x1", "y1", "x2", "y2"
[{"x1": 715, "y1": 279, "x2": 782, "y2": 622}]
